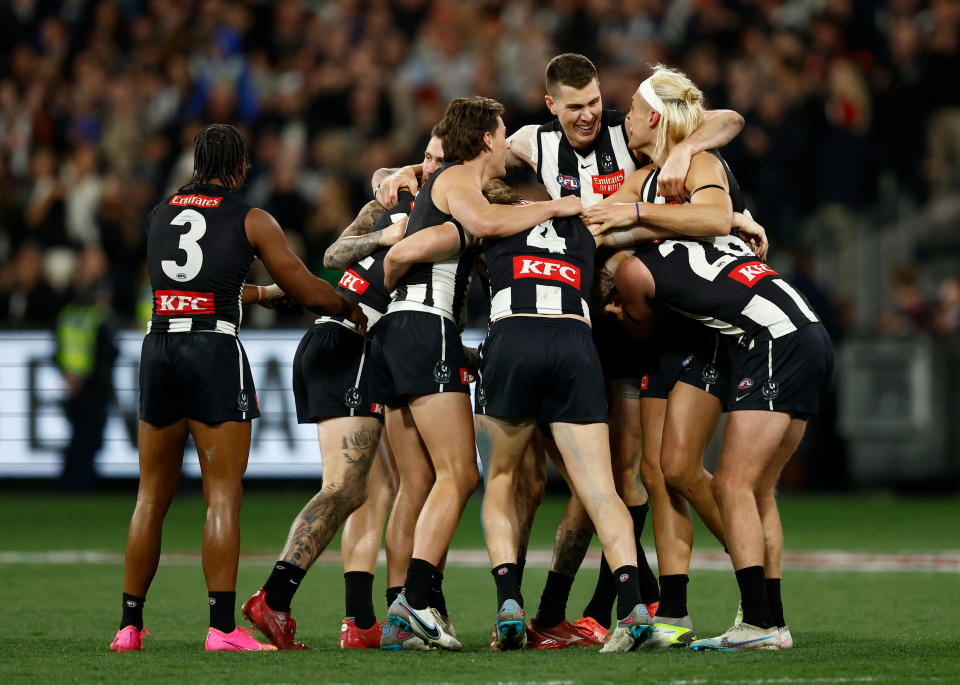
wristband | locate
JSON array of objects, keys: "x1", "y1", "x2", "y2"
[
  {"x1": 635, "y1": 202, "x2": 641, "y2": 223},
  {"x1": 257, "y1": 285, "x2": 265, "y2": 303}
]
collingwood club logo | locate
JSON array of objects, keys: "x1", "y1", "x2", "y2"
[
  {"x1": 477, "y1": 385, "x2": 487, "y2": 406},
  {"x1": 344, "y1": 386, "x2": 362, "y2": 409},
  {"x1": 237, "y1": 391, "x2": 249, "y2": 412},
  {"x1": 433, "y1": 360, "x2": 451, "y2": 384},
  {"x1": 762, "y1": 379, "x2": 780, "y2": 400},
  {"x1": 702, "y1": 362, "x2": 719, "y2": 384}
]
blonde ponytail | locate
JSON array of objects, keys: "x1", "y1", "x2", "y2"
[{"x1": 645, "y1": 65, "x2": 705, "y2": 164}]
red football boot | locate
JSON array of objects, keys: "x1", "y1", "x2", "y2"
[
  {"x1": 339, "y1": 618, "x2": 382, "y2": 649},
  {"x1": 241, "y1": 588, "x2": 309, "y2": 650},
  {"x1": 573, "y1": 615, "x2": 609, "y2": 644},
  {"x1": 528, "y1": 619, "x2": 602, "y2": 648},
  {"x1": 647, "y1": 601, "x2": 659, "y2": 619}
]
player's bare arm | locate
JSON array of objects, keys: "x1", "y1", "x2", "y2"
[
  {"x1": 323, "y1": 200, "x2": 406, "y2": 269},
  {"x1": 382, "y1": 221, "x2": 460, "y2": 292},
  {"x1": 657, "y1": 109, "x2": 744, "y2": 201},
  {"x1": 245, "y1": 208, "x2": 366, "y2": 333},
  {"x1": 439, "y1": 166, "x2": 581, "y2": 239},
  {"x1": 732, "y1": 211, "x2": 769, "y2": 261},
  {"x1": 373, "y1": 165, "x2": 422, "y2": 207},
  {"x1": 504, "y1": 124, "x2": 538, "y2": 174},
  {"x1": 583, "y1": 153, "x2": 732, "y2": 237}
]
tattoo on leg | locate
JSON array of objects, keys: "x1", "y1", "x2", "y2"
[
  {"x1": 282, "y1": 427, "x2": 380, "y2": 567},
  {"x1": 550, "y1": 524, "x2": 593, "y2": 578}
]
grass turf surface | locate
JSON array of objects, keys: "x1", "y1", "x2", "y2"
[{"x1": 0, "y1": 491, "x2": 958, "y2": 684}]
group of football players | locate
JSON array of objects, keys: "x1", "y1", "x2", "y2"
[{"x1": 111, "y1": 53, "x2": 831, "y2": 655}]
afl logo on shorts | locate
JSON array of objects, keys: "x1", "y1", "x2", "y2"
[
  {"x1": 344, "y1": 386, "x2": 362, "y2": 409},
  {"x1": 702, "y1": 362, "x2": 719, "y2": 384},
  {"x1": 237, "y1": 391, "x2": 249, "y2": 412},
  {"x1": 682, "y1": 355, "x2": 695, "y2": 368},
  {"x1": 762, "y1": 379, "x2": 780, "y2": 400},
  {"x1": 433, "y1": 360, "x2": 451, "y2": 384},
  {"x1": 556, "y1": 174, "x2": 580, "y2": 190},
  {"x1": 738, "y1": 378, "x2": 755, "y2": 391}
]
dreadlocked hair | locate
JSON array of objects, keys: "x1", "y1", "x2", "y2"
[{"x1": 179, "y1": 124, "x2": 247, "y2": 193}]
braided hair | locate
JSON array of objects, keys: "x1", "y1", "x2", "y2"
[{"x1": 179, "y1": 124, "x2": 247, "y2": 193}]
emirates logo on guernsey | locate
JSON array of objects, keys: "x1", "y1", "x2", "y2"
[{"x1": 169, "y1": 194, "x2": 222, "y2": 208}]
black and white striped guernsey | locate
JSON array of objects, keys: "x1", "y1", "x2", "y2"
[
  {"x1": 319, "y1": 189, "x2": 417, "y2": 332},
  {"x1": 483, "y1": 213, "x2": 595, "y2": 322},
  {"x1": 144, "y1": 183, "x2": 256, "y2": 336},
  {"x1": 531, "y1": 109, "x2": 640, "y2": 207},
  {"x1": 634, "y1": 154, "x2": 819, "y2": 343},
  {"x1": 389, "y1": 163, "x2": 475, "y2": 325}
]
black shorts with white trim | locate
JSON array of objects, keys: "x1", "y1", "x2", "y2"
[
  {"x1": 639, "y1": 326, "x2": 730, "y2": 405},
  {"x1": 368, "y1": 310, "x2": 470, "y2": 407},
  {"x1": 476, "y1": 316, "x2": 608, "y2": 424},
  {"x1": 726, "y1": 322, "x2": 833, "y2": 417},
  {"x1": 292, "y1": 321, "x2": 383, "y2": 423},
  {"x1": 139, "y1": 331, "x2": 259, "y2": 426}
]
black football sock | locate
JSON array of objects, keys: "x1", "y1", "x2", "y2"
[
  {"x1": 613, "y1": 565, "x2": 643, "y2": 621},
  {"x1": 120, "y1": 593, "x2": 145, "y2": 630},
  {"x1": 582, "y1": 554, "x2": 615, "y2": 629},
  {"x1": 535, "y1": 570, "x2": 574, "y2": 627},
  {"x1": 516, "y1": 554, "x2": 527, "y2": 586},
  {"x1": 386, "y1": 585, "x2": 402, "y2": 611},
  {"x1": 262, "y1": 561, "x2": 306, "y2": 612},
  {"x1": 657, "y1": 574, "x2": 689, "y2": 618},
  {"x1": 628, "y1": 504, "x2": 661, "y2": 605},
  {"x1": 491, "y1": 563, "x2": 523, "y2": 608},
  {"x1": 344, "y1": 571, "x2": 376, "y2": 630},
  {"x1": 403, "y1": 558, "x2": 437, "y2": 609},
  {"x1": 735, "y1": 566, "x2": 773, "y2": 629},
  {"x1": 766, "y1": 578, "x2": 784, "y2": 628},
  {"x1": 208, "y1": 591, "x2": 236, "y2": 633},
  {"x1": 430, "y1": 569, "x2": 449, "y2": 617}
]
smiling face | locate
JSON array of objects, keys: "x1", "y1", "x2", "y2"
[
  {"x1": 545, "y1": 79, "x2": 603, "y2": 151},
  {"x1": 421, "y1": 136, "x2": 445, "y2": 182}
]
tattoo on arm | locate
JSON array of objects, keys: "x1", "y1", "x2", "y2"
[
  {"x1": 324, "y1": 201, "x2": 391, "y2": 269},
  {"x1": 281, "y1": 426, "x2": 381, "y2": 567},
  {"x1": 372, "y1": 167, "x2": 400, "y2": 193}
]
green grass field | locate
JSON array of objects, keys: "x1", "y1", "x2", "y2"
[{"x1": 0, "y1": 491, "x2": 958, "y2": 684}]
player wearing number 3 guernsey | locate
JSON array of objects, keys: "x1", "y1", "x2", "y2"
[{"x1": 111, "y1": 125, "x2": 364, "y2": 653}]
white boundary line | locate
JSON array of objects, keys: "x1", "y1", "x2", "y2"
[{"x1": 0, "y1": 549, "x2": 958, "y2": 572}]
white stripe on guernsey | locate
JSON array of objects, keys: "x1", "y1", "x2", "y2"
[
  {"x1": 167, "y1": 318, "x2": 193, "y2": 333},
  {"x1": 235, "y1": 339, "x2": 245, "y2": 420},
  {"x1": 357, "y1": 255, "x2": 375, "y2": 270},
  {"x1": 581, "y1": 298, "x2": 591, "y2": 322},
  {"x1": 489, "y1": 288, "x2": 512, "y2": 322},
  {"x1": 404, "y1": 283, "x2": 427, "y2": 304},
  {"x1": 215, "y1": 320, "x2": 237, "y2": 335},
  {"x1": 535, "y1": 284, "x2": 563, "y2": 313},
  {"x1": 540, "y1": 131, "x2": 564, "y2": 200},
  {"x1": 774, "y1": 278, "x2": 820, "y2": 323},
  {"x1": 742, "y1": 295, "x2": 798, "y2": 339},
  {"x1": 439, "y1": 316, "x2": 446, "y2": 393},
  {"x1": 429, "y1": 258, "x2": 459, "y2": 314},
  {"x1": 666, "y1": 304, "x2": 746, "y2": 338},
  {"x1": 577, "y1": 150, "x2": 603, "y2": 208},
  {"x1": 768, "y1": 340, "x2": 774, "y2": 411},
  {"x1": 609, "y1": 124, "x2": 638, "y2": 178},
  {"x1": 236, "y1": 286, "x2": 243, "y2": 327},
  {"x1": 387, "y1": 300, "x2": 455, "y2": 322}
]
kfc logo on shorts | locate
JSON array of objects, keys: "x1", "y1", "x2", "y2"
[
  {"x1": 557, "y1": 174, "x2": 580, "y2": 190},
  {"x1": 155, "y1": 290, "x2": 215, "y2": 315},
  {"x1": 344, "y1": 386, "x2": 362, "y2": 409},
  {"x1": 728, "y1": 261, "x2": 778, "y2": 287},
  {"x1": 513, "y1": 256, "x2": 581, "y2": 288},
  {"x1": 338, "y1": 269, "x2": 370, "y2": 295},
  {"x1": 682, "y1": 355, "x2": 695, "y2": 368},
  {"x1": 592, "y1": 169, "x2": 625, "y2": 195},
  {"x1": 370, "y1": 402, "x2": 385, "y2": 415},
  {"x1": 433, "y1": 360, "x2": 451, "y2": 384},
  {"x1": 640, "y1": 374, "x2": 649, "y2": 390},
  {"x1": 169, "y1": 194, "x2": 222, "y2": 208},
  {"x1": 738, "y1": 378, "x2": 755, "y2": 390},
  {"x1": 460, "y1": 368, "x2": 471, "y2": 385}
]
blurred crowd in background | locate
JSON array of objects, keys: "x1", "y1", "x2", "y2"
[{"x1": 1, "y1": 0, "x2": 959, "y2": 337}]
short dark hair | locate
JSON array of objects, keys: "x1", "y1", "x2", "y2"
[
  {"x1": 545, "y1": 53, "x2": 598, "y2": 97},
  {"x1": 433, "y1": 96, "x2": 505, "y2": 163},
  {"x1": 180, "y1": 124, "x2": 247, "y2": 193}
]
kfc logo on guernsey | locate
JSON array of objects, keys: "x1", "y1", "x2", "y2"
[
  {"x1": 557, "y1": 174, "x2": 580, "y2": 190},
  {"x1": 513, "y1": 256, "x2": 581, "y2": 288},
  {"x1": 169, "y1": 194, "x2": 222, "y2": 208},
  {"x1": 371, "y1": 403, "x2": 385, "y2": 416},
  {"x1": 155, "y1": 290, "x2": 215, "y2": 315},
  {"x1": 592, "y1": 169, "x2": 625, "y2": 195},
  {"x1": 728, "y1": 261, "x2": 778, "y2": 287},
  {"x1": 338, "y1": 269, "x2": 370, "y2": 295}
]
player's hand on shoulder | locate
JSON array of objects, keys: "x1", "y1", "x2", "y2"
[
  {"x1": 377, "y1": 166, "x2": 419, "y2": 208},
  {"x1": 552, "y1": 194, "x2": 582, "y2": 217},
  {"x1": 733, "y1": 211, "x2": 769, "y2": 261},
  {"x1": 658, "y1": 143, "x2": 693, "y2": 202},
  {"x1": 581, "y1": 202, "x2": 635, "y2": 234},
  {"x1": 384, "y1": 215, "x2": 408, "y2": 246}
]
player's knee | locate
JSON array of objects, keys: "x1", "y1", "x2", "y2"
[
  {"x1": 662, "y1": 457, "x2": 696, "y2": 493},
  {"x1": 325, "y1": 479, "x2": 369, "y2": 514}
]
